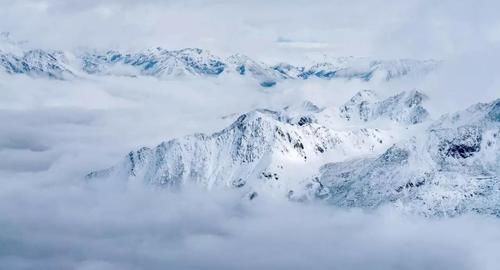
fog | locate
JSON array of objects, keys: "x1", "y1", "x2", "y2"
[
  {"x1": 2, "y1": 0, "x2": 500, "y2": 61},
  {"x1": 0, "y1": 73, "x2": 498, "y2": 269},
  {"x1": 2, "y1": 184, "x2": 500, "y2": 270},
  {"x1": 1, "y1": 0, "x2": 500, "y2": 269}
]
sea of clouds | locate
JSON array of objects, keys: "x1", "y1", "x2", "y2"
[
  {"x1": 0, "y1": 73, "x2": 499, "y2": 270},
  {"x1": 1, "y1": 0, "x2": 500, "y2": 269}
]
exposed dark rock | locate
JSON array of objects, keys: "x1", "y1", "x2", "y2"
[
  {"x1": 232, "y1": 178, "x2": 246, "y2": 188},
  {"x1": 248, "y1": 192, "x2": 258, "y2": 200}
]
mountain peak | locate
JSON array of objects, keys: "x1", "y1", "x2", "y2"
[
  {"x1": 88, "y1": 100, "x2": 392, "y2": 194},
  {"x1": 318, "y1": 97, "x2": 500, "y2": 216},
  {"x1": 340, "y1": 89, "x2": 429, "y2": 124}
]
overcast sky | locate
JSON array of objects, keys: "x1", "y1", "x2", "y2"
[{"x1": 1, "y1": 0, "x2": 500, "y2": 61}]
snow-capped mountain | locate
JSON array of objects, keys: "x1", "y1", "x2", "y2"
[
  {"x1": 87, "y1": 88, "x2": 499, "y2": 216},
  {"x1": 87, "y1": 90, "x2": 431, "y2": 199},
  {"x1": 0, "y1": 33, "x2": 74, "y2": 78},
  {"x1": 298, "y1": 58, "x2": 436, "y2": 81},
  {"x1": 0, "y1": 35, "x2": 438, "y2": 85},
  {"x1": 340, "y1": 90, "x2": 429, "y2": 124},
  {"x1": 87, "y1": 99, "x2": 402, "y2": 197},
  {"x1": 315, "y1": 99, "x2": 500, "y2": 216},
  {"x1": 81, "y1": 48, "x2": 226, "y2": 77},
  {"x1": 0, "y1": 49, "x2": 74, "y2": 79}
]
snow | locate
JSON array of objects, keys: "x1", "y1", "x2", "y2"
[
  {"x1": 88, "y1": 92, "x2": 420, "y2": 203},
  {"x1": 85, "y1": 89, "x2": 500, "y2": 217},
  {"x1": 317, "y1": 99, "x2": 500, "y2": 216},
  {"x1": 0, "y1": 41, "x2": 438, "y2": 85},
  {"x1": 4, "y1": 37, "x2": 498, "y2": 217}
]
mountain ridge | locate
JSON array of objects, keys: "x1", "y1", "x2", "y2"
[
  {"x1": 0, "y1": 38, "x2": 439, "y2": 86},
  {"x1": 86, "y1": 91, "x2": 500, "y2": 216},
  {"x1": 316, "y1": 98, "x2": 500, "y2": 216},
  {"x1": 87, "y1": 91, "x2": 428, "y2": 199}
]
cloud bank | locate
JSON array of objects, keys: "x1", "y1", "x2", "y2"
[
  {"x1": 2, "y1": 185, "x2": 500, "y2": 270},
  {"x1": 0, "y1": 73, "x2": 499, "y2": 269},
  {"x1": 1, "y1": 1, "x2": 500, "y2": 269}
]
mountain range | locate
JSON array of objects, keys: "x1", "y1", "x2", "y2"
[
  {"x1": 88, "y1": 89, "x2": 499, "y2": 216},
  {"x1": 5, "y1": 34, "x2": 498, "y2": 217},
  {"x1": 0, "y1": 33, "x2": 438, "y2": 86}
]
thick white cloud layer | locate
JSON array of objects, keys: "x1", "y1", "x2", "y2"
[
  {"x1": 1, "y1": 1, "x2": 500, "y2": 269},
  {"x1": 0, "y1": 73, "x2": 498, "y2": 270},
  {"x1": 2, "y1": 185, "x2": 500, "y2": 270}
]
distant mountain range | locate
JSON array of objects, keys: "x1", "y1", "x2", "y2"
[{"x1": 0, "y1": 34, "x2": 438, "y2": 86}]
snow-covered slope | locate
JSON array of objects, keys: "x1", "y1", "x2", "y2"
[
  {"x1": 88, "y1": 91, "x2": 500, "y2": 216},
  {"x1": 88, "y1": 100, "x2": 398, "y2": 198},
  {"x1": 0, "y1": 33, "x2": 74, "y2": 79},
  {"x1": 224, "y1": 54, "x2": 284, "y2": 87},
  {"x1": 0, "y1": 49, "x2": 74, "y2": 79},
  {"x1": 77, "y1": 49, "x2": 438, "y2": 85},
  {"x1": 87, "y1": 90, "x2": 430, "y2": 196},
  {"x1": 316, "y1": 99, "x2": 500, "y2": 216},
  {"x1": 340, "y1": 89, "x2": 429, "y2": 124},
  {"x1": 81, "y1": 48, "x2": 225, "y2": 77},
  {"x1": 298, "y1": 57, "x2": 436, "y2": 81}
]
